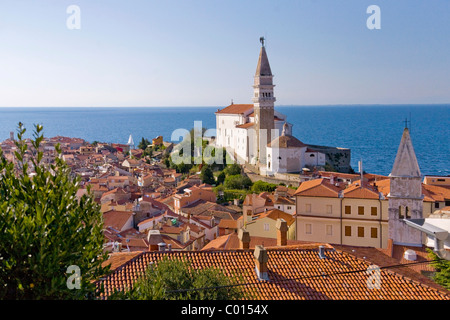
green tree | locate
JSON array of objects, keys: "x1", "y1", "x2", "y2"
[
  {"x1": 251, "y1": 180, "x2": 277, "y2": 193},
  {"x1": 111, "y1": 257, "x2": 245, "y2": 300},
  {"x1": 0, "y1": 123, "x2": 110, "y2": 299},
  {"x1": 224, "y1": 174, "x2": 253, "y2": 190},
  {"x1": 427, "y1": 249, "x2": 450, "y2": 290},
  {"x1": 224, "y1": 163, "x2": 242, "y2": 176},
  {"x1": 200, "y1": 165, "x2": 215, "y2": 185},
  {"x1": 138, "y1": 137, "x2": 151, "y2": 150},
  {"x1": 216, "y1": 171, "x2": 226, "y2": 185}
]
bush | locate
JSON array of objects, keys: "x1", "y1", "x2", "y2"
[
  {"x1": 251, "y1": 180, "x2": 278, "y2": 193},
  {"x1": 0, "y1": 124, "x2": 110, "y2": 299},
  {"x1": 224, "y1": 163, "x2": 242, "y2": 176},
  {"x1": 224, "y1": 174, "x2": 253, "y2": 190},
  {"x1": 111, "y1": 257, "x2": 245, "y2": 300}
]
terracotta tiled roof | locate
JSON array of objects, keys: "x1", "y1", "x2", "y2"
[
  {"x1": 343, "y1": 182, "x2": 380, "y2": 199},
  {"x1": 215, "y1": 104, "x2": 253, "y2": 115},
  {"x1": 294, "y1": 179, "x2": 342, "y2": 198},
  {"x1": 255, "y1": 209, "x2": 295, "y2": 226},
  {"x1": 97, "y1": 246, "x2": 450, "y2": 300},
  {"x1": 217, "y1": 219, "x2": 238, "y2": 230},
  {"x1": 103, "y1": 210, "x2": 134, "y2": 231},
  {"x1": 201, "y1": 233, "x2": 323, "y2": 251},
  {"x1": 267, "y1": 135, "x2": 306, "y2": 148},
  {"x1": 235, "y1": 122, "x2": 255, "y2": 129}
]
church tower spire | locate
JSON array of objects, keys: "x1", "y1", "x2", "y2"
[
  {"x1": 388, "y1": 127, "x2": 423, "y2": 246},
  {"x1": 252, "y1": 37, "x2": 275, "y2": 166}
]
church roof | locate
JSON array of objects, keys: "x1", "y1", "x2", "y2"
[
  {"x1": 267, "y1": 134, "x2": 306, "y2": 149},
  {"x1": 255, "y1": 45, "x2": 272, "y2": 77},
  {"x1": 390, "y1": 128, "x2": 421, "y2": 177},
  {"x1": 215, "y1": 104, "x2": 253, "y2": 115}
]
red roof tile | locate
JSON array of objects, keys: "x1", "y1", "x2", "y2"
[{"x1": 97, "y1": 246, "x2": 450, "y2": 300}]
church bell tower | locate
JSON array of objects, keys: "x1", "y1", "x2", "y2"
[
  {"x1": 388, "y1": 127, "x2": 424, "y2": 246},
  {"x1": 252, "y1": 37, "x2": 275, "y2": 165}
]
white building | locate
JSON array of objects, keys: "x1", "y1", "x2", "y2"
[{"x1": 215, "y1": 39, "x2": 324, "y2": 173}]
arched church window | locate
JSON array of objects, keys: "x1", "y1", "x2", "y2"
[
  {"x1": 405, "y1": 206, "x2": 410, "y2": 219},
  {"x1": 310, "y1": 154, "x2": 315, "y2": 157}
]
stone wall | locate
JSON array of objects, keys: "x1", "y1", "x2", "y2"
[{"x1": 306, "y1": 144, "x2": 352, "y2": 173}]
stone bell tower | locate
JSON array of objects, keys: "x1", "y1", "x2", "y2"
[
  {"x1": 388, "y1": 127, "x2": 424, "y2": 246},
  {"x1": 252, "y1": 37, "x2": 275, "y2": 165}
]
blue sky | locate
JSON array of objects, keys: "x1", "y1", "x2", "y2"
[{"x1": 0, "y1": 0, "x2": 449, "y2": 107}]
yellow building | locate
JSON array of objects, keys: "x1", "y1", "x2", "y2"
[
  {"x1": 295, "y1": 177, "x2": 437, "y2": 249},
  {"x1": 152, "y1": 136, "x2": 163, "y2": 147},
  {"x1": 241, "y1": 209, "x2": 295, "y2": 240}
]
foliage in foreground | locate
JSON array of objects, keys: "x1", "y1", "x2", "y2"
[
  {"x1": 426, "y1": 249, "x2": 450, "y2": 290},
  {"x1": 0, "y1": 123, "x2": 110, "y2": 299},
  {"x1": 110, "y1": 257, "x2": 246, "y2": 300}
]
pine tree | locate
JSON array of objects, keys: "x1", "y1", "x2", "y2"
[{"x1": 200, "y1": 165, "x2": 215, "y2": 185}]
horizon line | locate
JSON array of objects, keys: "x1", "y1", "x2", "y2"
[{"x1": 0, "y1": 103, "x2": 449, "y2": 108}]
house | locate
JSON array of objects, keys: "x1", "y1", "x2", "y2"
[
  {"x1": 122, "y1": 158, "x2": 140, "y2": 172},
  {"x1": 103, "y1": 210, "x2": 134, "y2": 232},
  {"x1": 107, "y1": 175, "x2": 130, "y2": 190},
  {"x1": 242, "y1": 192, "x2": 275, "y2": 217},
  {"x1": 173, "y1": 185, "x2": 217, "y2": 215},
  {"x1": 100, "y1": 187, "x2": 131, "y2": 204},
  {"x1": 152, "y1": 135, "x2": 163, "y2": 146},
  {"x1": 241, "y1": 209, "x2": 296, "y2": 241}
]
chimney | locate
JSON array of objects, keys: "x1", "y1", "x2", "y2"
[
  {"x1": 238, "y1": 228, "x2": 250, "y2": 250},
  {"x1": 158, "y1": 242, "x2": 166, "y2": 252},
  {"x1": 276, "y1": 218, "x2": 288, "y2": 246},
  {"x1": 254, "y1": 245, "x2": 269, "y2": 281},
  {"x1": 318, "y1": 245, "x2": 326, "y2": 259},
  {"x1": 167, "y1": 243, "x2": 172, "y2": 252}
]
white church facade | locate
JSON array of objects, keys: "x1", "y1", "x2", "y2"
[{"x1": 215, "y1": 39, "x2": 325, "y2": 174}]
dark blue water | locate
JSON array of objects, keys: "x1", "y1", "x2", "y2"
[{"x1": 0, "y1": 105, "x2": 448, "y2": 176}]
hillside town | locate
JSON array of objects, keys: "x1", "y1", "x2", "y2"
[{"x1": 1, "y1": 123, "x2": 449, "y2": 299}]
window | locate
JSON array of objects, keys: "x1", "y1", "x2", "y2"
[
  {"x1": 358, "y1": 206, "x2": 364, "y2": 215},
  {"x1": 371, "y1": 227, "x2": 378, "y2": 239},
  {"x1": 305, "y1": 224, "x2": 312, "y2": 234},
  {"x1": 310, "y1": 154, "x2": 315, "y2": 157},
  {"x1": 345, "y1": 206, "x2": 351, "y2": 215},
  {"x1": 326, "y1": 205, "x2": 332, "y2": 214},
  {"x1": 399, "y1": 206, "x2": 404, "y2": 219},
  {"x1": 435, "y1": 202, "x2": 440, "y2": 209},
  {"x1": 405, "y1": 206, "x2": 411, "y2": 219},
  {"x1": 305, "y1": 204, "x2": 311, "y2": 213},
  {"x1": 277, "y1": 206, "x2": 281, "y2": 209},
  {"x1": 326, "y1": 225, "x2": 332, "y2": 236},
  {"x1": 287, "y1": 206, "x2": 292, "y2": 210},
  {"x1": 263, "y1": 223, "x2": 269, "y2": 231},
  {"x1": 371, "y1": 207, "x2": 377, "y2": 216},
  {"x1": 358, "y1": 227, "x2": 364, "y2": 237},
  {"x1": 345, "y1": 226, "x2": 351, "y2": 237}
]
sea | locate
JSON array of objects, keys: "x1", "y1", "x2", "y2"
[{"x1": 0, "y1": 105, "x2": 448, "y2": 177}]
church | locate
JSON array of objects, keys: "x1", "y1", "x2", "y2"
[{"x1": 215, "y1": 38, "x2": 325, "y2": 175}]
